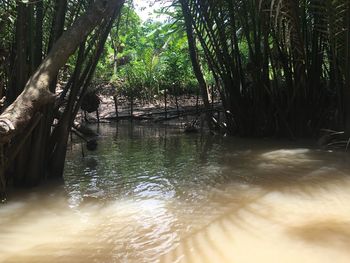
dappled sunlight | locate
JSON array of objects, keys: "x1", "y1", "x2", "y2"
[
  {"x1": 2, "y1": 0, "x2": 350, "y2": 261},
  {"x1": 260, "y1": 148, "x2": 315, "y2": 165},
  {"x1": 160, "y1": 181, "x2": 350, "y2": 263},
  {"x1": 1, "y1": 123, "x2": 350, "y2": 263},
  {"x1": 0, "y1": 193, "x2": 178, "y2": 263}
]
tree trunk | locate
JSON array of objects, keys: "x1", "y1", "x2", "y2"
[
  {"x1": 34, "y1": 1, "x2": 44, "y2": 69},
  {"x1": 0, "y1": 0, "x2": 124, "y2": 144},
  {"x1": 180, "y1": 0, "x2": 213, "y2": 129},
  {"x1": 175, "y1": 88, "x2": 179, "y2": 117},
  {"x1": 8, "y1": 3, "x2": 29, "y2": 104},
  {"x1": 113, "y1": 95, "x2": 119, "y2": 118},
  {"x1": 130, "y1": 96, "x2": 134, "y2": 118},
  {"x1": 9, "y1": 4, "x2": 32, "y2": 185},
  {"x1": 164, "y1": 88, "x2": 167, "y2": 119},
  {"x1": 48, "y1": 0, "x2": 68, "y2": 53},
  {"x1": 48, "y1": 6, "x2": 123, "y2": 179},
  {"x1": 345, "y1": 2, "x2": 350, "y2": 134}
]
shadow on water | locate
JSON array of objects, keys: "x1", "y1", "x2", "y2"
[
  {"x1": 63, "y1": 122, "x2": 350, "y2": 262},
  {"x1": 288, "y1": 219, "x2": 350, "y2": 249},
  {"x1": 1, "y1": 122, "x2": 350, "y2": 263},
  {"x1": 160, "y1": 190, "x2": 272, "y2": 263}
]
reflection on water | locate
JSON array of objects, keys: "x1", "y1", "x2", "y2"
[{"x1": 1, "y1": 122, "x2": 350, "y2": 263}]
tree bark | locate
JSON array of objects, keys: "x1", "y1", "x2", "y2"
[
  {"x1": 48, "y1": 0, "x2": 68, "y2": 53},
  {"x1": 180, "y1": 0, "x2": 213, "y2": 130},
  {"x1": 48, "y1": 5, "x2": 122, "y2": 178},
  {"x1": 345, "y1": 2, "x2": 350, "y2": 134},
  {"x1": 34, "y1": 1, "x2": 44, "y2": 69},
  {"x1": 8, "y1": 3, "x2": 29, "y2": 103},
  {"x1": 0, "y1": 0, "x2": 124, "y2": 144}
]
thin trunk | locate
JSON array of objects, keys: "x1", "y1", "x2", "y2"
[
  {"x1": 48, "y1": 0, "x2": 68, "y2": 52},
  {"x1": 96, "y1": 108, "x2": 100, "y2": 122},
  {"x1": 196, "y1": 89, "x2": 199, "y2": 115},
  {"x1": 48, "y1": 0, "x2": 68, "y2": 93},
  {"x1": 345, "y1": 3, "x2": 350, "y2": 134},
  {"x1": 180, "y1": 0, "x2": 213, "y2": 129},
  {"x1": 34, "y1": 1, "x2": 44, "y2": 68},
  {"x1": 113, "y1": 95, "x2": 119, "y2": 118},
  {"x1": 164, "y1": 89, "x2": 167, "y2": 119},
  {"x1": 49, "y1": 3, "x2": 123, "y2": 178},
  {"x1": 8, "y1": 4, "x2": 28, "y2": 103},
  {"x1": 175, "y1": 89, "x2": 179, "y2": 117},
  {"x1": 130, "y1": 96, "x2": 134, "y2": 118}
]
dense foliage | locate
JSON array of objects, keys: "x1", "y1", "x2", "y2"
[
  {"x1": 1, "y1": 0, "x2": 350, "y2": 193},
  {"x1": 178, "y1": 0, "x2": 350, "y2": 137},
  {"x1": 0, "y1": 0, "x2": 125, "y2": 190},
  {"x1": 94, "y1": 4, "x2": 200, "y2": 100},
  {"x1": 92, "y1": 0, "x2": 350, "y2": 137}
]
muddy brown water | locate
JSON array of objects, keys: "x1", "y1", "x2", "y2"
[{"x1": 1, "y1": 122, "x2": 350, "y2": 263}]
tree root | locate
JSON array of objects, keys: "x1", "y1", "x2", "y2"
[{"x1": 318, "y1": 129, "x2": 350, "y2": 150}]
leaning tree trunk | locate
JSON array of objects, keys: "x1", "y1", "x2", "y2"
[
  {"x1": 0, "y1": 0, "x2": 124, "y2": 144},
  {"x1": 23, "y1": 0, "x2": 57, "y2": 186}
]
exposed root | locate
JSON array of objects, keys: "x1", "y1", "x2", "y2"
[{"x1": 318, "y1": 129, "x2": 349, "y2": 150}]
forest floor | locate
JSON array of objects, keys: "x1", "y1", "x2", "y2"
[{"x1": 79, "y1": 84, "x2": 222, "y2": 124}]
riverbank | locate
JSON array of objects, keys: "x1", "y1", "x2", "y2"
[{"x1": 76, "y1": 84, "x2": 222, "y2": 124}]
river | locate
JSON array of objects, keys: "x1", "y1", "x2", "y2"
[{"x1": 1, "y1": 122, "x2": 350, "y2": 263}]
